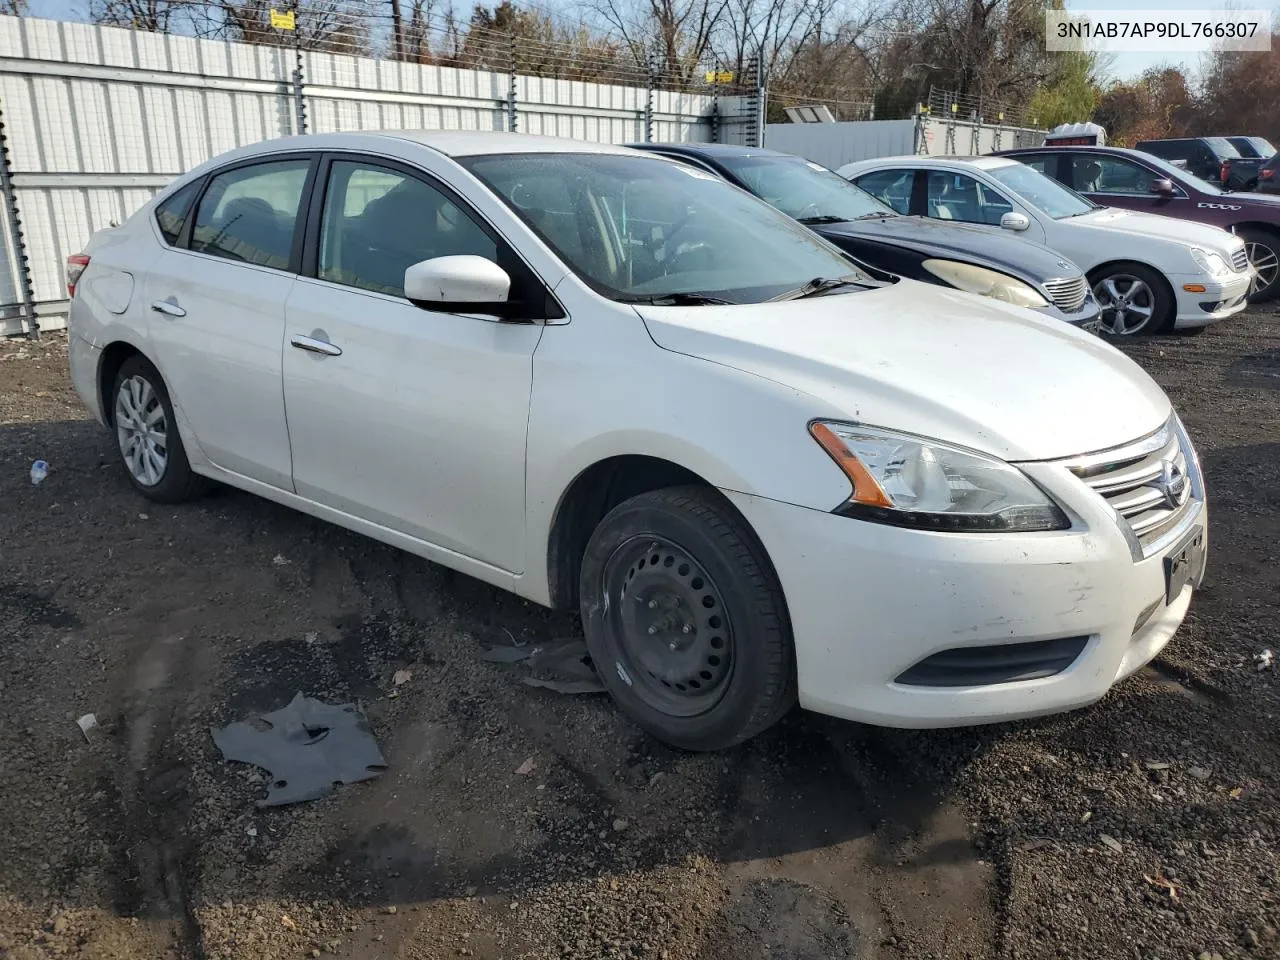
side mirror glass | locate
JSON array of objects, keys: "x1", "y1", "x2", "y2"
[
  {"x1": 1000, "y1": 211, "x2": 1030, "y2": 231},
  {"x1": 1150, "y1": 178, "x2": 1176, "y2": 195},
  {"x1": 404, "y1": 255, "x2": 514, "y2": 316}
]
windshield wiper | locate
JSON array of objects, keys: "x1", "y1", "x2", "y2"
[
  {"x1": 619, "y1": 292, "x2": 735, "y2": 306},
  {"x1": 796, "y1": 214, "x2": 851, "y2": 224},
  {"x1": 768, "y1": 277, "x2": 863, "y2": 302},
  {"x1": 851, "y1": 211, "x2": 897, "y2": 219}
]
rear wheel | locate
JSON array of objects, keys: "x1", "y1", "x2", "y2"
[
  {"x1": 579, "y1": 486, "x2": 796, "y2": 751},
  {"x1": 111, "y1": 355, "x2": 208, "y2": 502},
  {"x1": 1239, "y1": 227, "x2": 1280, "y2": 302},
  {"x1": 1090, "y1": 262, "x2": 1174, "y2": 335}
]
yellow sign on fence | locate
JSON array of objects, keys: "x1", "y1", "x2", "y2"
[
  {"x1": 704, "y1": 70, "x2": 734, "y2": 84},
  {"x1": 270, "y1": 8, "x2": 296, "y2": 30}
]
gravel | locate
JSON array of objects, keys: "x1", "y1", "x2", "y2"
[{"x1": 1, "y1": 309, "x2": 1278, "y2": 959}]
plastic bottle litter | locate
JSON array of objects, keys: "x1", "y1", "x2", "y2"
[{"x1": 29, "y1": 460, "x2": 47, "y2": 485}]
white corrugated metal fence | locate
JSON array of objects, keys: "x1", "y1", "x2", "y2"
[{"x1": 0, "y1": 15, "x2": 731, "y2": 335}]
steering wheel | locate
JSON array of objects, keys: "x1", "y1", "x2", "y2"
[{"x1": 666, "y1": 238, "x2": 715, "y2": 275}]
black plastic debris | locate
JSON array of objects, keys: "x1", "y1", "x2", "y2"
[
  {"x1": 210, "y1": 692, "x2": 387, "y2": 808},
  {"x1": 480, "y1": 637, "x2": 606, "y2": 695}
]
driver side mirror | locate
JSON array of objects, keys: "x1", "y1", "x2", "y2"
[
  {"x1": 405, "y1": 255, "x2": 517, "y2": 318},
  {"x1": 1150, "y1": 178, "x2": 1176, "y2": 196},
  {"x1": 1000, "y1": 211, "x2": 1030, "y2": 231}
]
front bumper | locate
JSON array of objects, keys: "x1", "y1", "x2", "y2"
[
  {"x1": 1171, "y1": 270, "x2": 1251, "y2": 328},
  {"x1": 1041, "y1": 294, "x2": 1103, "y2": 333},
  {"x1": 724, "y1": 462, "x2": 1206, "y2": 728}
]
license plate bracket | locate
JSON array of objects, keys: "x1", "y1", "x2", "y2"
[{"x1": 1164, "y1": 528, "x2": 1206, "y2": 605}]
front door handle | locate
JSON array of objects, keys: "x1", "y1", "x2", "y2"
[
  {"x1": 151, "y1": 299, "x2": 186, "y2": 318},
  {"x1": 290, "y1": 334, "x2": 342, "y2": 357}
]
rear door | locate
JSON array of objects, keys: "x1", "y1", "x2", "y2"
[
  {"x1": 281, "y1": 153, "x2": 550, "y2": 572},
  {"x1": 142, "y1": 154, "x2": 315, "y2": 490}
]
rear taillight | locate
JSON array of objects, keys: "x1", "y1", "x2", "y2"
[
  {"x1": 66, "y1": 253, "x2": 90, "y2": 298},
  {"x1": 1219, "y1": 160, "x2": 1230, "y2": 183},
  {"x1": 1262, "y1": 168, "x2": 1275, "y2": 179}
]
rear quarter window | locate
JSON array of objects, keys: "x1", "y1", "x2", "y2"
[{"x1": 153, "y1": 180, "x2": 201, "y2": 246}]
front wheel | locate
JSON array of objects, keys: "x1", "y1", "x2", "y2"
[
  {"x1": 579, "y1": 486, "x2": 796, "y2": 751},
  {"x1": 1090, "y1": 263, "x2": 1174, "y2": 336},
  {"x1": 1239, "y1": 227, "x2": 1280, "y2": 302}
]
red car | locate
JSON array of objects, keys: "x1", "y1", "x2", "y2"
[{"x1": 994, "y1": 145, "x2": 1280, "y2": 301}]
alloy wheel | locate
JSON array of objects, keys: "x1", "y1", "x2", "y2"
[
  {"x1": 115, "y1": 374, "x2": 169, "y2": 486},
  {"x1": 1246, "y1": 241, "x2": 1279, "y2": 297},
  {"x1": 602, "y1": 535, "x2": 734, "y2": 718},
  {"x1": 1093, "y1": 273, "x2": 1156, "y2": 335}
]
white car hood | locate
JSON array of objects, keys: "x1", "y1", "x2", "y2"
[
  {"x1": 638, "y1": 280, "x2": 1171, "y2": 462},
  {"x1": 1073, "y1": 207, "x2": 1242, "y2": 256}
]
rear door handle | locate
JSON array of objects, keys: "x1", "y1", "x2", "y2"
[
  {"x1": 151, "y1": 299, "x2": 186, "y2": 318},
  {"x1": 290, "y1": 334, "x2": 342, "y2": 357}
]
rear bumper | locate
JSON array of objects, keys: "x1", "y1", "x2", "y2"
[{"x1": 69, "y1": 332, "x2": 105, "y2": 425}]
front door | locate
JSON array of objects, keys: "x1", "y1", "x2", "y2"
[
  {"x1": 281, "y1": 156, "x2": 546, "y2": 573},
  {"x1": 919, "y1": 170, "x2": 1047, "y2": 245},
  {"x1": 1066, "y1": 153, "x2": 1196, "y2": 218},
  {"x1": 142, "y1": 155, "x2": 314, "y2": 490}
]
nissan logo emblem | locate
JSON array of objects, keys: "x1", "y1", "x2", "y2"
[{"x1": 1154, "y1": 460, "x2": 1188, "y2": 509}]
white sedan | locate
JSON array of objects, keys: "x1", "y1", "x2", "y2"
[
  {"x1": 67, "y1": 132, "x2": 1206, "y2": 749},
  {"x1": 840, "y1": 155, "x2": 1252, "y2": 335}
]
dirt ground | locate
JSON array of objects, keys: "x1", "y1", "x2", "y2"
[{"x1": 1, "y1": 308, "x2": 1278, "y2": 960}]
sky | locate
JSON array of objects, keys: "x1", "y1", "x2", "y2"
[{"x1": 23, "y1": 0, "x2": 1280, "y2": 81}]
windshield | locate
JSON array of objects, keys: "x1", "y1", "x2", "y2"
[
  {"x1": 1205, "y1": 137, "x2": 1243, "y2": 158},
  {"x1": 1239, "y1": 137, "x2": 1276, "y2": 158},
  {"x1": 714, "y1": 155, "x2": 896, "y2": 222},
  {"x1": 461, "y1": 152, "x2": 869, "y2": 304},
  {"x1": 985, "y1": 162, "x2": 1095, "y2": 218},
  {"x1": 1130, "y1": 151, "x2": 1225, "y2": 195}
]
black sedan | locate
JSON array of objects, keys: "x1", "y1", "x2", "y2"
[{"x1": 629, "y1": 143, "x2": 1102, "y2": 331}]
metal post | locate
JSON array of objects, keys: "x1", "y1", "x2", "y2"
[
  {"x1": 507, "y1": 33, "x2": 518, "y2": 132},
  {"x1": 292, "y1": 45, "x2": 307, "y2": 134},
  {"x1": 753, "y1": 49, "x2": 766, "y2": 148},
  {"x1": 0, "y1": 101, "x2": 37, "y2": 340},
  {"x1": 643, "y1": 53, "x2": 654, "y2": 142}
]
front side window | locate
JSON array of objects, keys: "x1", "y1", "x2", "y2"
[
  {"x1": 715, "y1": 156, "x2": 896, "y2": 223},
  {"x1": 154, "y1": 180, "x2": 200, "y2": 246},
  {"x1": 461, "y1": 152, "x2": 868, "y2": 304},
  {"x1": 983, "y1": 162, "x2": 1095, "y2": 219},
  {"x1": 1070, "y1": 155, "x2": 1166, "y2": 195},
  {"x1": 852, "y1": 170, "x2": 914, "y2": 214},
  {"x1": 190, "y1": 159, "x2": 310, "y2": 270},
  {"x1": 319, "y1": 161, "x2": 497, "y2": 297},
  {"x1": 925, "y1": 171, "x2": 1013, "y2": 225}
]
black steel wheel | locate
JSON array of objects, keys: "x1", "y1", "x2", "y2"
[{"x1": 579, "y1": 486, "x2": 796, "y2": 751}]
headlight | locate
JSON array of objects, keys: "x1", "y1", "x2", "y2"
[
  {"x1": 810, "y1": 422, "x2": 1069, "y2": 532},
  {"x1": 1190, "y1": 248, "x2": 1229, "y2": 277},
  {"x1": 921, "y1": 259, "x2": 1049, "y2": 308}
]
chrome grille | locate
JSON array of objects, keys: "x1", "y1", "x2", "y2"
[
  {"x1": 1043, "y1": 275, "x2": 1088, "y2": 312},
  {"x1": 1231, "y1": 247, "x2": 1249, "y2": 272},
  {"x1": 1057, "y1": 420, "x2": 1198, "y2": 554}
]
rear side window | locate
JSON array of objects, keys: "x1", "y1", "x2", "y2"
[
  {"x1": 852, "y1": 169, "x2": 914, "y2": 214},
  {"x1": 1016, "y1": 155, "x2": 1057, "y2": 178},
  {"x1": 154, "y1": 181, "x2": 200, "y2": 246},
  {"x1": 190, "y1": 159, "x2": 310, "y2": 270}
]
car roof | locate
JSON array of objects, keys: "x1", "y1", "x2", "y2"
[
  {"x1": 634, "y1": 142, "x2": 798, "y2": 160},
  {"x1": 996, "y1": 145, "x2": 1156, "y2": 161},
  {"x1": 230, "y1": 130, "x2": 641, "y2": 159},
  {"x1": 853, "y1": 154, "x2": 1018, "y2": 170}
]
